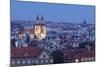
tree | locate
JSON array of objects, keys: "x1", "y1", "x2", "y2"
[
  {"x1": 79, "y1": 42, "x2": 88, "y2": 48},
  {"x1": 25, "y1": 33, "x2": 30, "y2": 44},
  {"x1": 11, "y1": 38, "x2": 16, "y2": 47},
  {"x1": 51, "y1": 50, "x2": 64, "y2": 64}
]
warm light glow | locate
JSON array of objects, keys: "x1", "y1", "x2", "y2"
[
  {"x1": 34, "y1": 16, "x2": 46, "y2": 40},
  {"x1": 15, "y1": 42, "x2": 19, "y2": 47},
  {"x1": 75, "y1": 59, "x2": 79, "y2": 62},
  {"x1": 19, "y1": 34, "x2": 25, "y2": 39},
  {"x1": 30, "y1": 34, "x2": 34, "y2": 40},
  {"x1": 35, "y1": 26, "x2": 46, "y2": 40}
]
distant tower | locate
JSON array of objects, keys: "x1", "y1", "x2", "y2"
[
  {"x1": 82, "y1": 20, "x2": 87, "y2": 27},
  {"x1": 81, "y1": 20, "x2": 88, "y2": 42},
  {"x1": 34, "y1": 15, "x2": 46, "y2": 40}
]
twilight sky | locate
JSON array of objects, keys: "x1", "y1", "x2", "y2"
[{"x1": 11, "y1": 0, "x2": 95, "y2": 23}]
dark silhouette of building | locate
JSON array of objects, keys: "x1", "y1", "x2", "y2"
[{"x1": 51, "y1": 50, "x2": 64, "y2": 64}]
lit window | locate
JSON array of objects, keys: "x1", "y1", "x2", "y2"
[
  {"x1": 41, "y1": 60, "x2": 44, "y2": 64},
  {"x1": 22, "y1": 60, "x2": 26, "y2": 64},
  {"x1": 27, "y1": 60, "x2": 31, "y2": 64},
  {"x1": 35, "y1": 60, "x2": 39, "y2": 64},
  {"x1": 32, "y1": 60, "x2": 34, "y2": 64},
  {"x1": 75, "y1": 59, "x2": 79, "y2": 63},
  {"x1": 45, "y1": 60, "x2": 48, "y2": 63},
  {"x1": 17, "y1": 60, "x2": 20, "y2": 64},
  {"x1": 50, "y1": 59, "x2": 53, "y2": 63},
  {"x1": 12, "y1": 61, "x2": 15, "y2": 64},
  {"x1": 15, "y1": 42, "x2": 19, "y2": 47}
]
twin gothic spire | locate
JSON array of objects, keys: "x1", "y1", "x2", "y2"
[{"x1": 36, "y1": 15, "x2": 44, "y2": 21}]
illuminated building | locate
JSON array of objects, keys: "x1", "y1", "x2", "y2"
[{"x1": 34, "y1": 15, "x2": 46, "y2": 40}]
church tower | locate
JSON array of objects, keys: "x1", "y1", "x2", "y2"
[{"x1": 34, "y1": 15, "x2": 46, "y2": 40}]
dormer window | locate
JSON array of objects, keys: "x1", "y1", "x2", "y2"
[
  {"x1": 24, "y1": 53, "x2": 30, "y2": 58},
  {"x1": 43, "y1": 54, "x2": 46, "y2": 58}
]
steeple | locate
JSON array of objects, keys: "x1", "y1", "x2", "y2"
[
  {"x1": 36, "y1": 15, "x2": 39, "y2": 20},
  {"x1": 41, "y1": 16, "x2": 44, "y2": 21},
  {"x1": 83, "y1": 20, "x2": 86, "y2": 24}
]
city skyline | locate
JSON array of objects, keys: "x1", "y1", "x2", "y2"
[
  {"x1": 11, "y1": 1, "x2": 95, "y2": 66},
  {"x1": 11, "y1": 0, "x2": 95, "y2": 23}
]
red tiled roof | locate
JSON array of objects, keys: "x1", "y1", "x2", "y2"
[
  {"x1": 18, "y1": 29, "x2": 34, "y2": 34},
  {"x1": 11, "y1": 47, "x2": 42, "y2": 59},
  {"x1": 63, "y1": 49, "x2": 95, "y2": 59}
]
